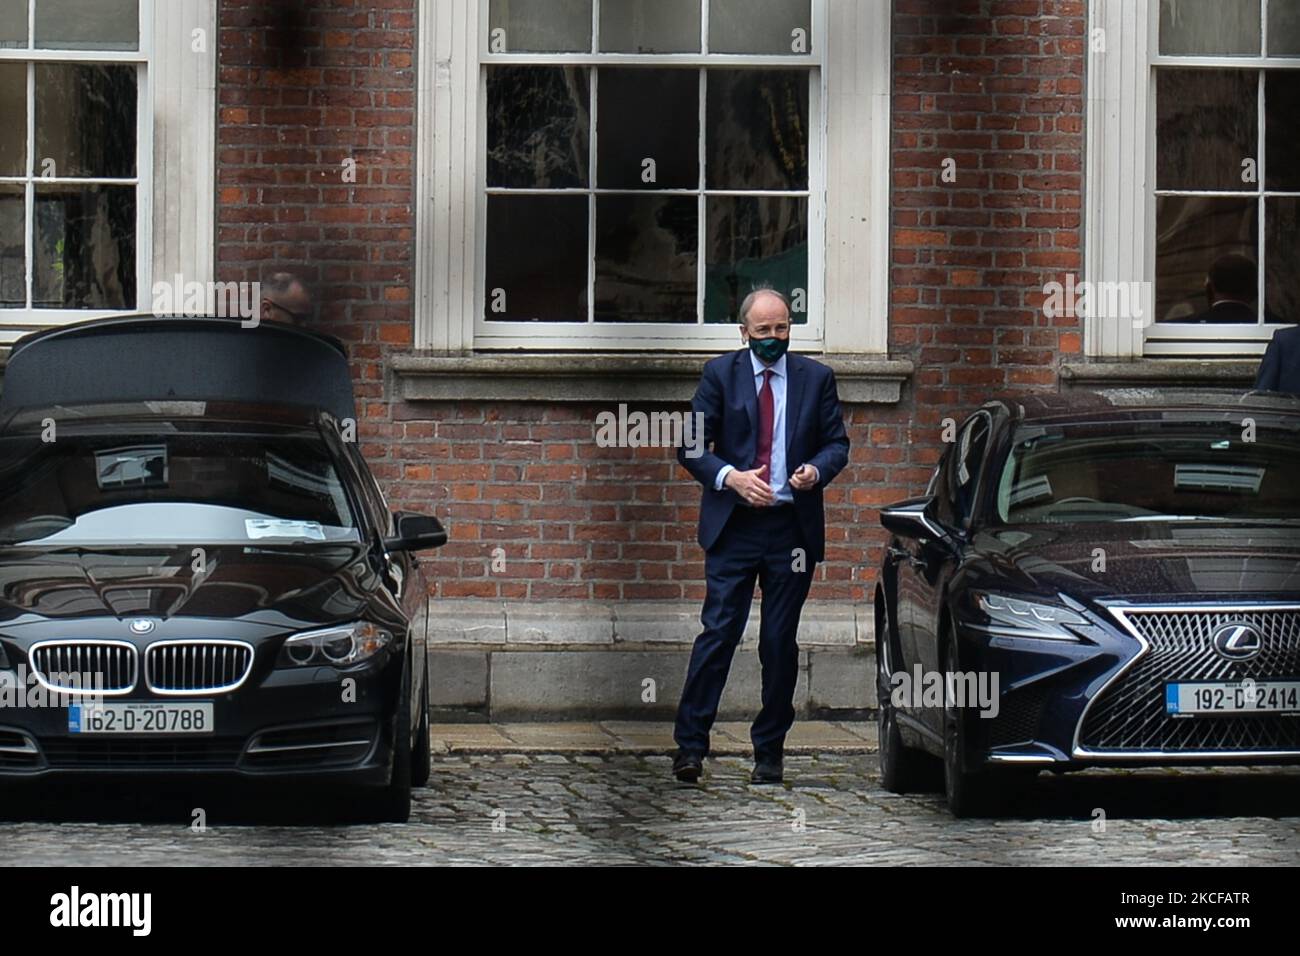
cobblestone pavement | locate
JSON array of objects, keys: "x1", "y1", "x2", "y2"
[{"x1": 1, "y1": 723, "x2": 1298, "y2": 865}]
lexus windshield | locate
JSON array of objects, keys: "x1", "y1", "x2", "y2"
[{"x1": 996, "y1": 420, "x2": 1300, "y2": 524}]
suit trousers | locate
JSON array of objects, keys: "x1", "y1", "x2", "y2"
[{"x1": 673, "y1": 503, "x2": 815, "y2": 760}]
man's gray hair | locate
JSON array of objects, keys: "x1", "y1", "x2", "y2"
[
  {"x1": 262, "y1": 271, "x2": 310, "y2": 299},
  {"x1": 737, "y1": 283, "x2": 791, "y2": 326}
]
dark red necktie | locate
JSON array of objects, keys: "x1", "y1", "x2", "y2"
[{"x1": 754, "y1": 369, "x2": 774, "y2": 476}]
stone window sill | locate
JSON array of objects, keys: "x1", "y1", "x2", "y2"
[
  {"x1": 1061, "y1": 360, "x2": 1260, "y2": 388},
  {"x1": 390, "y1": 352, "x2": 914, "y2": 404}
]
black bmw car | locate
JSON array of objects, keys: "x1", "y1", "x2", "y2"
[
  {"x1": 0, "y1": 317, "x2": 447, "y2": 822},
  {"x1": 876, "y1": 391, "x2": 1300, "y2": 816}
]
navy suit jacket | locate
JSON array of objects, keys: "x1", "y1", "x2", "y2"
[
  {"x1": 1256, "y1": 326, "x2": 1300, "y2": 395},
  {"x1": 678, "y1": 350, "x2": 850, "y2": 563}
]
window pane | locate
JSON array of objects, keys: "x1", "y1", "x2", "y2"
[
  {"x1": 0, "y1": 185, "x2": 22, "y2": 307},
  {"x1": 34, "y1": 184, "x2": 137, "y2": 309},
  {"x1": 485, "y1": 195, "x2": 587, "y2": 322},
  {"x1": 487, "y1": 66, "x2": 590, "y2": 189},
  {"x1": 35, "y1": 0, "x2": 138, "y2": 51},
  {"x1": 1266, "y1": 198, "x2": 1299, "y2": 325},
  {"x1": 0, "y1": 62, "x2": 26, "y2": 175},
  {"x1": 1159, "y1": 0, "x2": 1259, "y2": 56},
  {"x1": 709, "y1": 0, "x2": 811, "y2": 55},
  {"x1": 704, "y1": 196, "x2": 807, "y2": 324},
  {"x1": 488, "y1": 0, "x2": 591, "y2": 53},
  {"x1": 1156, "y1": 70, "x2": 1256, "y2": 191},
  {"x1": 596, "y1": 68, "x2": 698, "y2": 189},
  {"x1": 1268, "y1": 0, "x2": 1300, "y2": 54},
  {"x1": 0, "y1": 0, "x2": 27, "y2": 48},
  {"x1": 36, "y1": 64, "x2": 137, "y2": 178},
  {"x1": 600, "y1": 0, "x2": 700, "y2": 53},
  {"x1": 1266, "y1": 72, "x2": 1300, "y2": 191},
  {"x1": 1155, "y1": 195, "x2": 1257, "y2": 323},
  {"x1": 707, "y1": 70, "x2": 808, "y2": 190},
  {"x1": 594, "y1": 195, "x2": 697, "y2": 323}
]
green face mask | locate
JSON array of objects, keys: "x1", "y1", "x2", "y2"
[{"x1": 748, "y1": 336, "x2": 789, "y2": 365}]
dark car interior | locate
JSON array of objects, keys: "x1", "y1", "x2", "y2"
[
  {"x1": 999, "y1": 427, "x2": 1300, "y2": 523},
  {"x1": 0, "y1": 428, "x2": 355, "y2": 544}
]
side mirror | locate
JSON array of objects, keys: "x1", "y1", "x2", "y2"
[
  {"x1": 383, "y1": 512, "x2": 448, "y2": 552},
  {"x1": 879, "y1": 496, "x2": 948, "y2": 542}
]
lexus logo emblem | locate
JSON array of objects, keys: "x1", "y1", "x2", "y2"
[
  {"x1": 1212, "y1": 622, "x2": 1262, "y2": 660},
  {"x1": 129, "y1": 619, "x2": 155, "y2": 635}
]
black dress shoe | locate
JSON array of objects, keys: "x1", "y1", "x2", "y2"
[
  {"x1": 672, "y1": 751, "x2": 704, "y2": 783},
  {"x1": 750, "y1": 758, "x2": 784, "y2": 785}
]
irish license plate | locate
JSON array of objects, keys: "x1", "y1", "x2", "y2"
[
  {"x1": 68, "y1": 702, "x2": 214, "y2": 735},
  {"x1": 1166, "y1": 681, "x2": 1300, "y2": 716}
]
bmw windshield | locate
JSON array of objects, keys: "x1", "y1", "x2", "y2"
[
  {"x1": 0, "y1": 422, "x2": 360, "y2": 546},
  {"x1": 996, "y1": 419, "x2": 1300, "y2": 525}
]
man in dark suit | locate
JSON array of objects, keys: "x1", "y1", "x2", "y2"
[
  {"x1": 1185, "y1": 254, "x2": 1259, "y2": 324},
  {"x1": 1257, "y1": 325, "x2": 1300, "y2": 395},
  {"x1": 672, "y1": 287, "x2": 850, "y2": 785}
]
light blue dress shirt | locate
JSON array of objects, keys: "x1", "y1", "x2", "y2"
[{"x1": 714, "y1": 352, "x2": 793, "y2": 504}]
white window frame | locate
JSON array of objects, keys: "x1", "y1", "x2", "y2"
[
  {"x1": 1086, "y1": 0, "x2": 1298, "y2": 359},
  {"x1": 415, "y1": 0, "x2": 890, "y2": 354},
  {"x1": 0, "y1": 0, "x2": 216, "y2": 343}
]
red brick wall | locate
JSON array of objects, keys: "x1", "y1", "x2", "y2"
[
  {"x1": 214, "y1": 0, "x2": 1087, "y2": 605},
  {"x1": 216, "y1": 0, "x2": 416, "y2": 411},
  {"x1": 891, "y1": 0, "x2": 1086, "y2": 426}
]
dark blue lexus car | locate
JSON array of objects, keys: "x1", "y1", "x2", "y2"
[{"x1": 876, "y1": 391, "x2": 1300, "y2": 816}]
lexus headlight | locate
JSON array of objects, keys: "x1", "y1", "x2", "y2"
[
  {"x1": 279, "y1": 622, "x2": 392, "y2": 667},
  {"x1": 967, "y1": 592, "x2": 1087, "y2": 642}
]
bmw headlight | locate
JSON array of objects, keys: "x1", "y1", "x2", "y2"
[
  {"x1": 966, "y1": 592, "x2": 1087, "y2": 642},
  {"x1": 279, "y1": 622, "x2": 392, "y2": 667}
]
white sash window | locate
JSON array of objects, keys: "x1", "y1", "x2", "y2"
[
  {"x1": 0, "y1": 0, "x2": 215, "y2": 342},
  {"x1": 416, "y1": 0, "x2": 890, "y2": 354},
  {"x1": 1087, "y1": 0, "x2": 1300, "y2": 359}
]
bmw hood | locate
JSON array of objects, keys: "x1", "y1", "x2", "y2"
[{"x1": 0, "y1": 543, "x2": 379, "y2": 631}]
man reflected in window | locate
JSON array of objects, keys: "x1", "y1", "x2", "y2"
[{"x1": 1187, "y1": 254, "x2": 1260, "y2": 324}]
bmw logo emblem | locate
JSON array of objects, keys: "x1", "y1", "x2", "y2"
[
  {"x1": 129, "y1": 619, "x2": 155, "y2": 635},
  {"x1": 1211, "y1": 622, "x2": 1262, "y2": 661}
]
